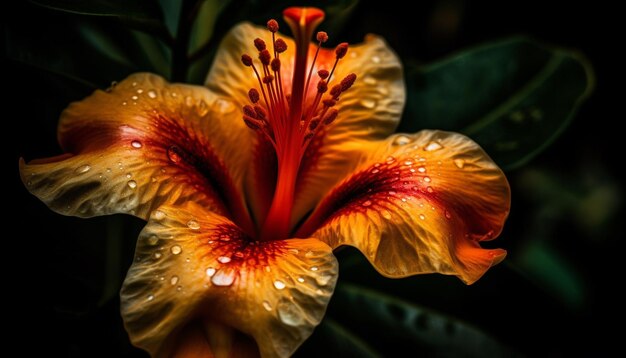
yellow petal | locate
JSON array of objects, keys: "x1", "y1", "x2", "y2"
[
  {"x1": 121, "y1": 203, "x2": 337, "y2": 358},
  {"x1": 20, "y1": 74, "x2": 252, "y2": 228},
  {"x1": 299, "y1": 131, "x2": 510, "y2": 284}
]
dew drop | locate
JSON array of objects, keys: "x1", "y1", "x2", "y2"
[
  {"x1": 147, "y1": 90, "x2": 157, "y2": 99},
  {"x1": 277, "y1": 299, "x2": 305, "y2": 326},
  {"x1": 126, "y1": 173, "x2": 132, "y2": 179},
  {"x1": 263, "y1": 300, "x2": 273, "y2": 311},
  {"x1": 75, "y1": 165, "x2": 91, "y2": 174},
  {"x1": 136, "y1": 89, "x2": 144, "y2": 94},
  {"x1": 445, "y1": 210, "x2": 452, "y2": 219},
  {"x1": 170, "y1": 276, "x2": 179, "y2": 285},
  {"x1": 127, "y1": 180, "x2": 137, "y2": 189},
  {"x1": 131, "y1": 95, "x2": 138, "y2": 101},
  {"x1": 372, "y1": 55, "x2": 381, "y2": 63},
  {"x1": 316, "y1": 274, "x2": 332, "y2": 286},
  {"x1": 310, "y1": 266, "x2": 319, "y2": 271},
  {"x1": 147, "y1": 235, "x2": 159, "y2": 246},
  {"x1": 360, "y1": 99, "x2": 377, "y2": 108},
  {"x1": 273, "y1": 280, "x2": 286, "y2": 290},
  {"x1": 176, "y1": 285, "x2": 182, "y2": 291},
  {"x1": 153, "y1": 252, "x2": 162, "y2": 259},
  {"x1": 426, "y1": 186, "x2": 434, "y2": 193},
  {"x1": 394, "y1": 135, "x2": 410, "y2": 145},
  {"x1": 417, "y1": 166, "x2": 426, "y2": 173},
  {"x1": 218, "y1": 256, "x2": 231, "y2": 264},
  {"x1": 454, "y1": 159, "x2": 465, "y2": 169},
  {"x1": 211, "y1": 269, "x2": 235, "y2": 286},
  {"x1": 297, "y1": 277, "x2": 305, "y2": 283},
  {"x1": 170, "y1": 245, "x2": 182, "y2": 255},
  {"x1": 131, "y1": 140, "x2": 142, "y2": 148},
  {"x1": 167, "y1": 146, "x2": 183, "y2": 163},
  {"x1": 186, "y1": 220, "x2": 200, "y2": 230},
  {"x1": 215, "y1": 98, "x2": 235, "y2": 113},
  {"x1": 122, "y1": 101, "x2": 127, "y2": 106},
  {"x1": 153, "y1": 210, "x2": 166, "y2": 220},
  {"x1": 371, "y1": 168, "x2": 380, "y2": 174},
  {"x1": 147, "y1": 294, "x2": 154, "y2": 301},
  {"x1": 419, "y1": 214, "x2": 426, "y2": 220},
  {"x1": 424, "y1": 141, "x2": 443, "y2": 151},
  {"x1": 362, "y1": 200, "x2": 372, "y2": 207},
  {"x1": 386, "y1": 156, "x2": 396, "y2": 164},
  {"x1": 424, "y1": 176, "x2": 431, "y2": 183},
  {"x1": 205, "y1": 267, "x2": 216, "y2": 277},
  {"x1": 404, "y1": 160, "x2": 413, "y2": 166}
]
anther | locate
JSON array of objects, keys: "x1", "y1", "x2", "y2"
[
  {"x1": 263, "y1": 75, "x2": 274, "y2": 84},
  {"x1": 308, "y1": 118, "x2": 320, "y2": 130},
  {"x1": 274, "y1": 39, "x2": 287, "y2": 53},
  {"x1": 248, "y1": 89, "x2": 260, "y2": 103},
  {"x1": 244, "y1": 117, "x2": 262, "y2": 130},
  {"x1": 340, "y1": 73, "x2": 357, "y2": 91},
  {"x1": 241, "y1": 54, "x2": 253, "y2": 66},
  {"x1": 317, "y1": 80, "x2": 328, "y2": 94},
  {"x1": 254, "y1": 105, "x2": 268, "y2": 120},
  {"x1": 259, "y1": 49, "x2": 271, "y2": 65},
  {"x1": 243, "y1": 105, "x2": 257, "y2": 118},
  {"x1": 335, "y1": 42, "x2": 349, "y2": 59},
  {"x1": 316, "y1": 31, "x2": 328, "y2": 43},
  {"x1": 271, "y1": 58, "x2": 281, "y2": 72},
  {"x1": 323, "y1": 99, "x2": 337, "y2": 107},
  {"x1": 323, "y1": 108, "x2": 338, "y2": 125},
  {"x1": 318, "y1": 69, "x2": 329, "y2": 79},
  {"x1": 330, "y1": 84, "x2": 342, "y2": 98},
  {"x1": 267, "y1": 19, "x2": 279, "y2": 33},
  {"x1": 254, "y1": 38, "x2": 267, "y2": 51}
]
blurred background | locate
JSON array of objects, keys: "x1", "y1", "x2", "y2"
[{"x1": 4, "y1": 0, "x2": 621, "y2": 356}]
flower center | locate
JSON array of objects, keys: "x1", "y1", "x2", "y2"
[{"x1": 240, "y1": 7, "x2": 357, "y2": 241}]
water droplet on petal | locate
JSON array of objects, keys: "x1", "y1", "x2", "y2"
[
  {"x1": 426, "y1": 186, "x2": 434, "y2": 193},
  {"x1": 417, "y1": 166, "x2": 426, "y2": 173},
  {"x1": 170, "y1": 245, "x2": 182, "y2": 255},
  {"x1": 147, "y1": 294, "x2": 154, "y2": 301},
  {"x1": 310, "y1": 266, "x2": 319, "y2": 271},
  {"x1": 167, "y1": 146, "x2": 183, "y2": 163},
  {"x1": 362, "y1": 200, "x2": 372, "y2": 207},
  {"x1": 131, "y1": 140, "x2": 142, "y2": 148},
  {"x1": 131, "y1": 95, "x2": 139, "y2": 101},
  {"x1": 211, "y1": 269, "x2": 235, "y2": 286},
  {"x1": 277, "y1": 299, "x2": 305, "y2": 326},
  {"x1": 206, "y1": 267, "x2": 216, "y2": 277},
  {"x1": 454, "y1": 159, "x2": 465, "y2": 168},
  {"x1": 360, "y1": 99, "x2": 377, "y2": 108},
  {"x1": 170, "y1": 276, "x2": 179, "y2": 285},
  {"x1": 153, "y1": 210, "x2": 166, "y2": 220},
  {"x1": 215, "y1": 98, "x2": 235, "y2": 113},
  {"x1": 424, "y1": 176, "x2": 431, "y2": 183},
  {"x1": 187, "y1": 220, "x2": 200, "y2": 230},
  {"x1": 127, "y1": 180, "x2": 137, "y2": 189},
  {"x1": 445, "y1": 210, "x2": 452, "y2": 219},
  {"x1": 218, "y1": 256, "x2": 231, "y2": 264},
  {"x1": 386, "y1": 156, "x2": 396, "y2": 164},
  {"x1": 419, "y1": 214, "x2": 426, "y2": 220},
  {"x1": 424, "y1": 141, "x2": 443, "y2": 151},
  {"x1": 372, "y1": 55, "x2": 381, "y2": 63},
  {"x1": 394, "y1": 135, "x2": 410, "y2": 145},
  {"x1": 371, "y1": 168, "x2": 380, "y2": 174},
  {"x1": 153, "y1": 252, "x2": 162, "y2": 259},
  {"x1": 404, "y1": 160, "x2": 413, "y2": 166},
  {"x1": 263, "y1": 300, "x2": 272, "y2": 311},
  {"x1": 136, "y1": 89, "x2": 144, "y2": 94},
  {"x1": 75, "y1": 165, "x2": 91, "y2": 174},
  {"x1": 273, "y1": 280, "x2": 286, "y2": 290},
  {"x1": 316, "y1": 274, "x2": 332, "y2": 286},
  {"x1": 297, "y1": 277, "x2": 305, "y2": 283},
  {"x1": 147, "y1": 235, "x2": 159, "y2": 246},
  {"x1": 147, "y1": 90, "x2": 157, "y2": 99}
]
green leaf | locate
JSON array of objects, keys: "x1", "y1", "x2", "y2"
[
  {"x1": 296, "y1": 318, "x2": 381, "y2": 357},
  {"x1": 402, "y1": 37, "x2": 594, "y2": 170},
  {"x1": 30, "y1": 0, "x2": 170, "y2": 39},
  {"x1": 326, "y1": 283, "x2": 520, "y2": 357}
]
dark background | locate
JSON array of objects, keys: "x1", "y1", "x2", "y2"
[{"x1": 4, "y1": 0, "x2": 621, "y2": 356}]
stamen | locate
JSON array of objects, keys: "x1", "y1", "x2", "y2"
[
  {"x1": 322, "y1": 108, "x2": 338, "y2": 125},
  {"x1": 254, "y1": 38, "x2": 267, "y2": 51},
  {"x1": 241, "y1": 54, "x2": 253, "y2": 67},
  {"x1": 248, "y1": 89, "x2": 260, "y2": 104},
  {"x1": 267, "y1": 19, "x2": 279, "y2": 33},
  {"x1": 316, "y1": 31, "x2": 328, "y2": 43},
  {"x1": 259, "y1": 49, "x2": 271, "y2": 66},
  {"x1": 243, "y1": 105, "x2": 256, "y2": 118},
  {"x1": 318, "y1": 69, "x2": 329, "y2": 79},
  {"x1": 274, "y1": 39, "x2": 288, "y2": 53}
]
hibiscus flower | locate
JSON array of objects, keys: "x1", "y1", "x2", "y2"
[{"x1": 20, "y1": 7, "x2": 510, "y2": 357}]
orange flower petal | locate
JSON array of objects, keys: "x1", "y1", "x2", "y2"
[
  {"x1": 121, "y1": 203, "x2": 337, "y2": 357},
  {"x1": 204, "y1": 23, "x2": 404, "y2": 228},
  {"x1": 20, "y1": 74, "x2": 252, "y2": 229},
  {"x1": 298, "y1": 131, "x2": 510, "y2": 284}
]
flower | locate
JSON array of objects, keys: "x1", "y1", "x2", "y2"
[{"x1": 19, "y1": 6, "x2": 510, "y2": 358}]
